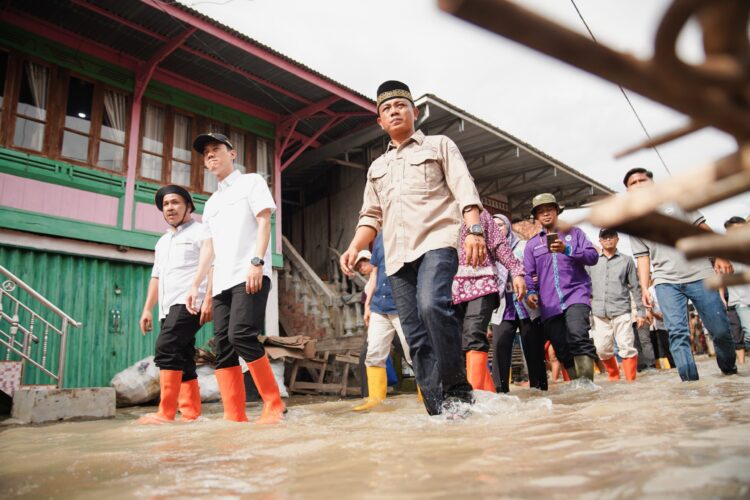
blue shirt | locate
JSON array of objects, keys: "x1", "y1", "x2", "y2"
[{"x1": 370, "y1": 234, "x2": 398, "y2": 315}]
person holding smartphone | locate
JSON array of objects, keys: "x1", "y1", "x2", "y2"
[{"x1": 523, "y1": 193, "x2": 599, "y2": 381}]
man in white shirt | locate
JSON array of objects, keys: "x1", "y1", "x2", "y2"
[
  {"x1": 187, "y1": 133, "x2": 284, "y2": 424},
  {"x1": 138, "y1": 185, "x2": 211, "y2": 424},
  {"x1": 725, "y1": 217, "x2": 750, "y2": 364}
]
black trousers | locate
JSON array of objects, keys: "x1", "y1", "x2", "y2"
[
  {"x1": 542, "y1": 304, "x2": 597, "y2": 369},
  {"x1": 728, "y1": 307, "x2": 745, "y2": 350},
  {"x1": 492, "y1": 318, "x2": 548, "y2": 392},
  {"x1": 154, "y1": 304, "x2": 200, "y2": 381},
  {"x1": 213, "y1": 278, "x2": 271, "y2": 369},
  {"x1": 457, "y1": 293, "x2": 500, "y2": 352},
  {"x1": 650, "y1": 328, "x2": 675, "y2": 367}
]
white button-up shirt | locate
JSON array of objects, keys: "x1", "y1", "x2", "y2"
[
  {"x1": 152, "y1": 219, "x2": 209, "y2": 320},
  {"x1": 203, "y1": 169, "x2": 276, "y2": 294}
]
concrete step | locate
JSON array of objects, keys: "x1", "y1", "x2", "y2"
[{"x1": 10, "y1": 387, "x2": 116, "y2": 424}]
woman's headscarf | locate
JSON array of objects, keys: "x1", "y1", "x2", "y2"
[{"x1": 493, "y1": 213, "x2": 519, "y2": 250}]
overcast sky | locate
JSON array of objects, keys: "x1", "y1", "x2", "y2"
[{"x1": 190, "y1": 0, "x2": 748, "y2": 234}]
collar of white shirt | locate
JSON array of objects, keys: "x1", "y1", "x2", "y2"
[
  {"x1": 168, "y1": 218, "x2": 195, "y2": 234},
  {"x1": 218, "y1": 169, "x2": 241, "y2": 191}
]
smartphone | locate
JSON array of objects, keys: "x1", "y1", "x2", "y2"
[{"x1": 546, "y1": 232, "x2": 559, "y2": 250}]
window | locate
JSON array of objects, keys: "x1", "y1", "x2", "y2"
[
  {"x1": 61, "y1": 77, "x2": 95, "y2": 163},
  {"x1": 171, "y1": 113, "x2": 192, "y2": 187},
  {"x1": 141, "y1": 103, "x2": 165, "y2": 181},
  {"x1": 13, "y1": 61, "x2": 50, "y2": 152}
]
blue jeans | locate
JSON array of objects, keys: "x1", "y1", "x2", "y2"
[
  {"x1": 389, "y1": 248, "x2": 473, "y2": 415},
  {"x1": 655, "y1": 280, "x2": 737, "y2": 381},
  {"x1": 736, "y1": 305, "x2": 750, "y2": 350}
]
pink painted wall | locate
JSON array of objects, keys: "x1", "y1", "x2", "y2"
[
  {"x1": 0, "y1": 173, "x2": 119, "y2": 226},
  {"x1": 134, "y1": 201, "x2": 202, "y2": 234}
]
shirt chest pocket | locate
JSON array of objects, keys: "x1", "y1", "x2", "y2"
[
  {"x1": 369, "y1": 163, "x2": 390, "y2": 194},
  {"x1": 170, "y1": 241, "x2": 199, "y2": 267},
  {"x1": 406, "y1": 149, "x2": 443, "y2": 192}
]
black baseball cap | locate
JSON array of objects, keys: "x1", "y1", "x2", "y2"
[
  {"x1": 193, "y1": 132, "x2": 234, "y2": 154},
  {"x1": 724, "y1": 216, "x2": 746, "y2": 228},
  {"x1": 599, "y1": 228, "x2": 618, "y2": 239},
  {"x1": 155, "y1": 185, "x2": 195, "y2": 213}
]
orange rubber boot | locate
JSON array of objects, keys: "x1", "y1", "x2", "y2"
[
  {"x1": 622, "y1": 356, "x2": 638, "y2": 382},
  {"x1": 465, "y1": 351, "x2": 489, "y2": 390},
  {"x1": 138, "y1": 369, "x2": 182, "y2": 424},
  {"x1": 215, "y1": 366, "x2": 249, "y2": 422},
  {"x1": 178, "y1": 379, "x2": 202, "y2": 422},
  {"x1": 482, "y1": 364, "x2": 496, "y2": 392},
  {"x1": 602, "y1": 357, "x2": 621, "y2": 381},
  {"x1": 248, "y1": 356, "x2": 286, "y2": 424}
]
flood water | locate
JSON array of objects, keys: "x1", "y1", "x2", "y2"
[{"x1": 2, "y1": 356, "x2": 750, "y2": 499}]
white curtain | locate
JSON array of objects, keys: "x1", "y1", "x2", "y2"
[
  {"x1": 142, "y1": 104, "x2": 164, "y2": 154},
  {"x1": 102, "y1": 90, "x2": 126, "y2": 143},
  {"x1": 257, "y1": 138, "x2": 271, "y2": 183},
  {"x1": 25, "y1": 61, "x2": 49, "y2": 120},
  {"x1": 231, "y1": 130, "x2": 245, "y2": 173},
  {"x1": 172, "y1": 114, "x2": 191, "y2": 161}
]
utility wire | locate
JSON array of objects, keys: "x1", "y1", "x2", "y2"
[{"x1": 569, "y1": 0, "x2": 673, "y2": 176}]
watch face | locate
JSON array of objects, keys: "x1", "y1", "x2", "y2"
[{"x1": 251, "y1": 257, "x2": 264, "y2": 266}]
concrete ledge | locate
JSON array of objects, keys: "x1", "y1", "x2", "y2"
[{"x1": 11, "y1": 387, "x2": 116, "y2": 424}]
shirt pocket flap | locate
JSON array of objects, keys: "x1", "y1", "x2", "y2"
[
  {"x1": 369, "y1": 164, "x2": 388, "y2": 180},
  {"x1": 224, "y1": 190, "x2": 247, "y2": 206},
  {"x1": 408, "y1": 149, "x2": 438, "y2": 165}
]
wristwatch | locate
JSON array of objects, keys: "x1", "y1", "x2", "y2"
[
  {"x1": 468, "y1": 224, "x2": 484, "y2": 237},
  {"x1": 250, "y1": 257, "x2": 265, "y2": 266}
]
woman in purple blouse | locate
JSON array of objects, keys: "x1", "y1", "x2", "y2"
[
  {"x1": 489, "y1": 214, "x2": 548, "y2": 393},
  {"x1": 452, "y1": 209, "x2": 526, "y2": 391}
]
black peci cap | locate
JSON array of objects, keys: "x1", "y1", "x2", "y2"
[
  {"x1": 599, "y1": 228, "x2": 618, "y2": 239},
  {"x1": 376, "y1": 80, "x2": 413, "y2": 110},
  {"x1": 155, "y1": 184, "x2": 195, "y2": 213},
  {"x1": 193, "y1": 132, "x2": 234, "y2": 154}
]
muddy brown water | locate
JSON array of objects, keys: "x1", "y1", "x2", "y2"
[{"x1": 2, "y1": 356, "x2": 750, "y2": 499}]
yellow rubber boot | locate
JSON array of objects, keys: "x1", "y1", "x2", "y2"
[
  {"x1": 353, "y1": 366, "x2": 387, "y2": 411},
  {"x1": 417, "y1": 385, "x2": 423, "y2": 403}
]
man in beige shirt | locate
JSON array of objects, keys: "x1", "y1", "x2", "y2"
[{"x1": 340, "y1": 80, "x2": 486, "y2": 416}]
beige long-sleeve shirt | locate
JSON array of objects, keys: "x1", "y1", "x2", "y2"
[{"x1": 358, "y1": 130, "x2": 482, "y2": 276}]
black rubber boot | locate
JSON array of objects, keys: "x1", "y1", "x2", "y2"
[{"x1": 574, "y1": 355, "x2": 595, "y2": 381}]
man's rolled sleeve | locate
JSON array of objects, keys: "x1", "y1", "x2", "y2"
[
  {"x1": 357, "y1": 181, "x2": 382, "y2": 233},
  {"x1": 440, "y1": 137, "x2": 482, "y2": 212}
]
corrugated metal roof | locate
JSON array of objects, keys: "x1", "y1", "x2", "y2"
[{"x1": 284, "y1": 94, "x2": 614, "y2": 217}]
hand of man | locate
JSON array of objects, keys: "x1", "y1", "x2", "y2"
[
  {"x1": 714, "y1": 257, "x2": 733, "y2": 275},
  {"x1": 139, "y1": 310, "x2": 152, "y2": 335},
  {"x1": 512, "y1": 276, "x2": 527, "y2": 301},
  {"x1": 464, "y1": 234, "x2": 486, "y2": 267},
  {"x1": 186, "y1": 286, "x2": 200, "y2": 315},
  {"x1": 636, "y1": 316, "x2": 646, "y2": 329},
  {"x1": 645, "y1": 310, "x2": 654, "y2": 326},
  {"x1": 526, "y1": 293, "x2": 539, "y2": 309},
  {"x1": 340, "y1": 247, "x2": 359, "y2": 277},
  {"x1": 246, "y1": 265, "x2": 263, "y2": 294},
  {"x1": 641, "y1": 289, "x2": 653, "y2": 309},
  {"x1": 199, "y1": 296, "x2": 213, "y2": 325},
  {"x1": 487, "y1": 327, "x2": 493, "y2": 342},
  {"x1": 549, "y1": 240, "x2": 567, "y2": 253},
  {"x1": 364, "y1": 304, "x2": 371, "y2": 327}
]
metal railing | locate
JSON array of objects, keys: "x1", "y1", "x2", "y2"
[
  {"x1": 280, "y1": 237, "x2": 367, "y2": 338},
  {"x1": 0, "y1": 265, "x2": 82, "y2": 388}
]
